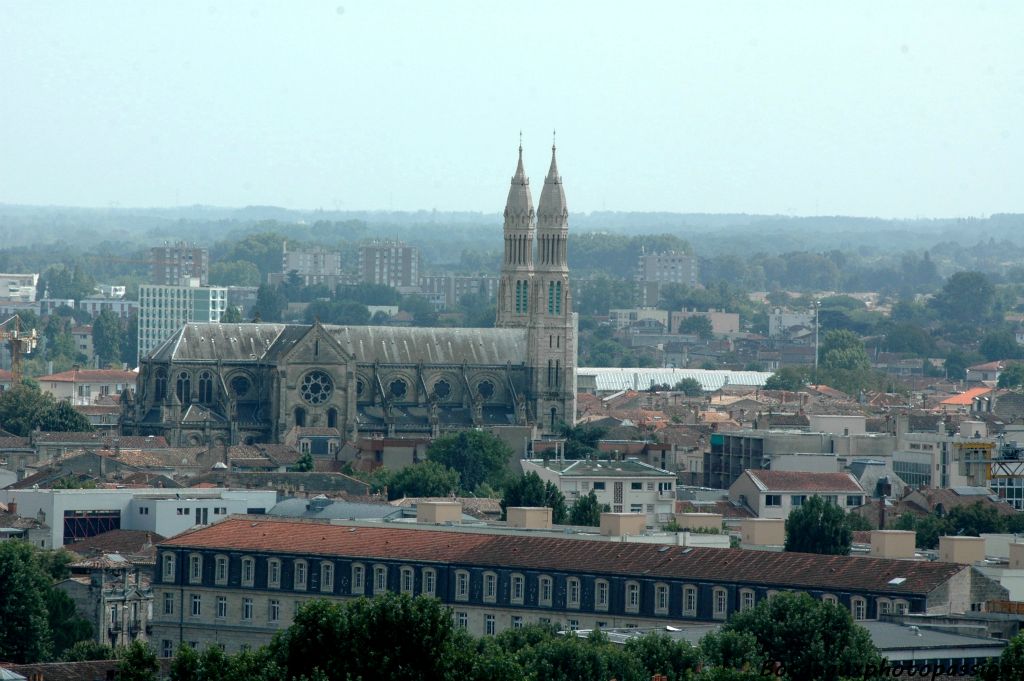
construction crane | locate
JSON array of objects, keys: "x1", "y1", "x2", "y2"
[{"x1": 0, "y1": 315, "x2": 38, "y2": 385}]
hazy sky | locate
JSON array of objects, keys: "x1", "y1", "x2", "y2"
[{"x1": 1, "y1": 1, "x2": 1021, "y2": 217}]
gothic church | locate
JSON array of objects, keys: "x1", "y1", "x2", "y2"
[{"x1": 122, "y1": 145, "x2": 577, "y2": 446}]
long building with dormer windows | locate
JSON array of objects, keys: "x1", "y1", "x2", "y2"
[{"x1": 149, "y1": 515, "x2": 1001, "y2": 654}]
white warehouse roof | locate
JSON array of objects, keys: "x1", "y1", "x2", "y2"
[{"x1": 577, "y1": 368, "x2": 773, "y2": 393}]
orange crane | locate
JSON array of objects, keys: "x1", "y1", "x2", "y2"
[{"x1": 0, "y1": 315, "x2": 38, "y2": 385}]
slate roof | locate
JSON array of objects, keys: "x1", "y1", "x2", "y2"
[
  {"x1": 0, "y1": 436, "x2": 31, "y2": 449},
  {"x1": 743, "y1": 470, "x2": 864, "y2": 493},
  {"x1": 67, "y1": 529, "x2": 166, "y2": 558},
  {"x1": 530, "y1": 458, "x2": 674, "y2": 478},
  {"x1": 148, "y1": 322, "x2": 529, "y2": 366},
  {"x1": 161, "y1": 517, "x2": 964, "y2": 596}
]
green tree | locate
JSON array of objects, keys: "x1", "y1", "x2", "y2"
[
  {"x1": 38, "y1": 399, "x2": 94, "y2": 433},
  {"x1": 784, "y1": 495, "x2": 852, "y2": 555},
  {"x1": 981, "y1": 630, "x2": 1024, "y2": 681},
  {"x1": 999, "y1": 363, "x2": 1024, "y2": 389},
  {"x1": 678, "y1": 315, "x2": 714, "y2": 339},
  {"x1": 699, "y1": 629, "x2": 766, "y2": 673},
  {"x1": 45, "y1": 588, "x2": 93, "y2": 658},
  {"x1": 568, "y1": 490, "x2": 604, "y2": 527},
  {"x1": 169, "y1": 643, "x2": 201, "y2": 681},
  {"x1": 764, "y1": 367, "x2": 809, "y2": 391},
  {"x1": 500, "y1": 472, "x2": 567, "y2": 524},
  {"x1": 290, "y1": 451, "x2": 314, "y2": 472},
  {"x1": 253, "y1": 284, "x2": 287, "y2": 322},
  {"x1": 624, "y1": 632, "x2": 701, "y2": 681},
  {"x1": 92, "y1": 309, "x2": 122, "y2": 366},
  {"x1": 674, "y1": 377, "x2": 704, "y2": 396},
  {"x1": 269, "y1": 594, "x2": 467, "y2": 681},
  {"x1": 210, "y1": 260, "x2": 262, "y2": 287},
  {"x1": 944, "y1": 501, "x2": 1006, "y2": 537},
  {"x1": 0, "y1": 385, "x2": 59, "y2": 436},
  {"x1": 426, "y1": 430, "x2": 512, "y2": 492},
  {"x1": 117, "y1": 640, "x2": 159, "y2": 681},
  {"x1": 0, "y1": 541, "x2": 53, "y2": 663},
  {"x1": 980, "y1": 329, "x2": 1022, "y2": 361},
  {"x1": 61, "y1": 640, "x2": 115, "y2": 661},
  {"x1": 400, "y1": 294, "x2": 439, "y2": 326},
  {"x1": 722, "y1": 591, "x2": 883, "y2": 681},
  {"x1": 221, "y1": 306, "x2": 244, "y2": 323},
  {"x1": 931, "y1": 271, "x2": 996, "y2": 325},
  {"x1": 385, "y1": 461, "x2": 461, "y2": 499},
  {"x1": 559, "y1": 423, "x2": 607, "y2": 459},
  {"x1": 819, "y1": 329, "x2": 871, "y2": 372}
]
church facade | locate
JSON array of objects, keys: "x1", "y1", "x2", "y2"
[{"x1": 121, "y1": 145, "x2": 577, "y2": 447}]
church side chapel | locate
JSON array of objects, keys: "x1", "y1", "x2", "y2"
[{"x1": 121, "y1": 144, "x2": 578, "y2": 447}]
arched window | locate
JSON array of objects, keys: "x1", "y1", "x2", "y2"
[
  {"x1": 510, "y1": 573, "x2": 525, "y2": 604},
  {"x1": 294, "y1": 559, "x2": 308, "y2": 590},
  {"x1": 893, "y1": 599, "x2": 909, "y2": 615},
  {"x1": 267, "y1": 558, "x2": 281, "y2": 589},
  {"x1": 877, "y1": 598, "x2": 891, "y2": 616},
  {"x1": 327, "y1": 407, "x2": 338, "y2": 429},
  {"x1": 851, "y1": 596, "x2": 867, "y2": 621},
  {"x1": 154, "y1": 368, "x2": 167, "y2": 402},
  {"x1": 188, "y1": 553, "x2": 202, "y2": 584},
  {"x1": 455, "y1": 570, "x2": 470, "y2": 601},
  {"x1": 713, "y1": 587, "x2": 728, "y2": 619},
  {"x1": 555, "y1": 281, "x2": 562, "y2": 314},
  {"x1": 625, "y1": 581, "x2": 640, "y2": 613},
  {"x1": 483, "y1": 572, "x2": 497, "y2": 603},
  {"x1": 682, "y1": 585, "x2": 698, "y2": 616},
  {"x1": 320, "y1": 562, "x2": 335, "y2": 593},
  {"x1": 400, "y1": 566, "x2": 414, "y2": 594},
  {"x1": 214, "y1": 555, "x2": 229, "y2": 585},
  {"x1": 373, "y1": 564, "x2": 387, "y2": 594},
  {"x1": 162, "y1": 553, "x2": 176, "y2": 581},
  {"x1": 655, "y1": 583, "x2": 669, "y2": 614},
  {"x1": 739, "y1": 588, "x2": 755, "y2": 611},
  {"x1": 351, "y1": 563, "x2": 365, "y2": 595},
  {"x1": 241, "y1": 556, "x2": 255, "y2": 587},
  {"x1": 198, "y1": 371, "x2": 213, "y2": 403},
  {"x1": 822, "y1": 593, "x2": 839, "y2": 605},
  {"x1": 539, "y1": 575, "x2": 553, "y2": 606},
  {"x1": 567, "y1": 577, "x2": 581, "y2": 609},
  {"x1": 294, "y1": 407, "x2": 306, "y2": 427},
  {"x1": 550, "y1": 407, "x2": 557, "y2": 430},
  {"x1": 595, "y1": 579, "x2": 609, "y2": 611},
  {"x1": 176, "y1": 371, "x2": 191, "y2": 405},
  {"x1": 547, "y1": 281, "x2": 556, "y2": 314}
]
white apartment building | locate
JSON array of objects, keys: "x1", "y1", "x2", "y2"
[
  {"x1": 37, "y1": 367, "x2": 137, "y2": 405},
  {"x1": 727, "y1": 469, "x2": 866, "y2": 520},
  {"x1": 137, "y1": 282, "x2": 227, "y2": 360},
  {"x1": 521, "y1": 458, "x2": 676, "y2": 526},
  {"x1": 0, "y1": 488, "x2": 278, "y2": 548},
  {"x1": 0, "y1": 273, "x2": 39, "y2": 302}
]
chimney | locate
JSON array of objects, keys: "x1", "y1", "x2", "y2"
[{"x1": 7, "y1": 502, "x2": 16, "y2": 515}]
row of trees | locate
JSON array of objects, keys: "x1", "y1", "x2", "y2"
[
  {"x1": 107, "y1": 590, "x2": 898, "y2": 681},
  {"x1": 892, "y1": 502, "x2": 1024, "y2": 549}
]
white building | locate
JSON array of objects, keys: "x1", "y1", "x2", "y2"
[
  {"x1": 37, "y1": 367, "x2": 138, "y2": 405},
  {"x1": 768, "y1": 308, "x2": 816, "y2": 338},
  {"x1": 137, "y1": 281, "x2": 227, "y2": 360},
  {"x1": 0, "y1": 273, "x2": 39, "y2": 303},
  {"x1": 0, "y1": 487, "x2": 278, "y2": 547},
  {"x1": 727, "y1": 469, "x2": 866, "y2": 520},
  {"x1": 521, "y1": 457, "x2": 676, "y2": 526}
]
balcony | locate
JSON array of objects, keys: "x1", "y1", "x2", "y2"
[{"x1": 128, "y1": 619, "x2": 142, "y2": 636}]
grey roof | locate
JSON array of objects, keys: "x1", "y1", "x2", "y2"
[
  {"x1": 578, "y1": 368, "x2": 773, "y2": 392},
  {"x1": 147, "y1": 323, "x2": 528, "y2": 366},
  {"x1": 528, "y1": 458, "x2": 674, "y2": 478},
  {"x1": 329, "y1": 325, "x2": 527, "y2": 365},
  {"x1": 269, "y1": 497, "x2": 404, "y2": 521}
]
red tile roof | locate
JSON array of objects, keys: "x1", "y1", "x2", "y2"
[
  {"x1": 744, "y1": 470, "x2": 864, "y2": 493},
  {"x1": 161, "y1": 517, "x2": 961, "y2": 595},
  {"x1": 37, "y1": 368, "x2": 137, "y2": 383},
  {"x1": 940, "y1": 387, "x2": 993, "y2": 406}
]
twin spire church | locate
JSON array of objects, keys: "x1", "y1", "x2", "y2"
[{"x1": 122, "y1": 144, "x2": 577, "y2": 446}]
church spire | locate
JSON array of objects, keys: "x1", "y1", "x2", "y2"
[
  {"x1": 504, "y1": 137, "x2": 534, "y2": 224},
  {"x1": 537, "y1": 138, "x2": 567, "y2": 235}
]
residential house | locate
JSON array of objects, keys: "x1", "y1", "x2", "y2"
[
  {"x1": 521, "y1": 457, "x2": 676, "y2": 526},
  {"x1": 728, "y1": 469, "x2": 866, "y2": 520},
  {"x1": 966, "y1": 362, "x2": 1005, "y2": 385},
  {"x1": 37, "y1": 368, "x2": 137, "y2": 406}
]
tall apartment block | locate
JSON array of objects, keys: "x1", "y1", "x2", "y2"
[
  {"x1": 150, "y1": 242, "x2": 209, "y2": 286},
  {"x1": 268, "y1": 242, "x2": 344, "y2": 287},
  {"x1": 358, "y1": 241, "x2": 420, "y2": 290},
  {"x1": 137, "y1": 283, "x2": 227, "y2": 360},
  {"x1": 636, "y1": 251, "x2": 699, "y2": 306}
]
